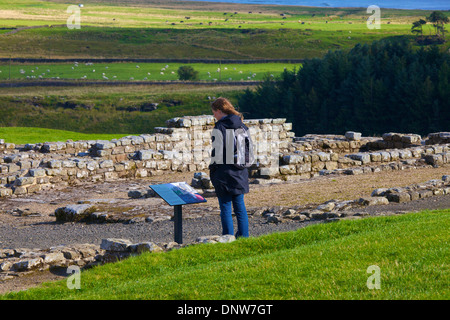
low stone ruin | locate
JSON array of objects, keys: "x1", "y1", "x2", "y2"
[
  {"x1": 1, "y1": 115, "x2": 450, "y2": 200},
  {"x1": 0, "y1": 236, "x2": 235, "y2": 281},
  {"x1": 259, "y1": 174, "x2": 450, "y2": 224}
]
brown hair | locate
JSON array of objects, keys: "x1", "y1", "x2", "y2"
[{"x1": 211, "y1": 97, "x2": 243, "y2": 120}]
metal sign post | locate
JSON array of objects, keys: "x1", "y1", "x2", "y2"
[
  {"x1": 173, "y1": 205, "x2": 183, "y2": 244},
  {"x1": 149, "y1": 182, "x2": 206, "y2": 244}
]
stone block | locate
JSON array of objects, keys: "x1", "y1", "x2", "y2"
[
  {"x1": 129, "y1": 242, "x2": 163, "y2": 254},
  {"x1": 95, "y1": 141, "x2": 115, "y2": 150},
  {"x1": 424, "y1": 154, "x2": 444, "y2": 166},
  {"x1": 48, "y1": 160, "x2": 62, "y2": 168},
  {"x1": 13, "y1": 186, "x2": 28, "y2": 195},
  {"x1": 358, "y1": 196, "x2": 389, "y2": 206},
  {"x1": 15, "y1": 176, "x2": 35, "y2": 186},
  {"x1": 282, "y1": 154, "x2": 303, "y2": 164},
  {"x1": 13, "y1": 258, "x2": 43, "y2": 271},
  {"x1": 55, "y1": 204, "x2": 97, "y2": 222},
  {"x1": 279, "y1": 165, "x2": 296, "y2": 175},
  {"x1": 345, "y1": 131, "x2": 362, "y2": 141},
  {"x1": 259, "y1": 167, "x2": 279, "y2": 177},
  {"x1": 100, "y1": 238, "x2": 133, "y2": 252},
  {"x1": 386, "y1": 192, "x2": 411, "y2": 203},
  {"x1": 29, "y1": 168, "x2": 46, "y2": 177},
  {"x1": 349, "y1": 153, "x2": 370, "y2": 164},
  {"x1": 0, "y1": 188, "x2": 13, "y2": 197},
  {"x1": 27, "y1": 184, "x2": 41, "y2": 193}
]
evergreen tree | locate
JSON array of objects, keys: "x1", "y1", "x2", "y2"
[{"x1": 238, "y1": 39, "x2": 450, "y2": 136}]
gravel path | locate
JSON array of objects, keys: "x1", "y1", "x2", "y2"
[
  {"x1": 2, "y1": 194, "x2": 450, "y2": 250},
  {"x1": 0, "y1": 212, "x2": 321, "y2": 249}
]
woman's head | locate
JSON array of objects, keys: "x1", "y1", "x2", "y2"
[{"x1": 211, "y1": 97, "x2": 243, "y2": 121}]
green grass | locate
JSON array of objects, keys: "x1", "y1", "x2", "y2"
[
  {"x1": 2, "y1": 210, "x2": 448, "y2": 300},
  {"x1": 0, "y1": 62, "x2": 299, "y2": 81},
  {"x1": 0, "y1": 127, "x2": 130, "y2": 144}
]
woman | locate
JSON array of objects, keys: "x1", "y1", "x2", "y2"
[{"x1": 209, "y1": 97, "x2": 249, "y2": 238}]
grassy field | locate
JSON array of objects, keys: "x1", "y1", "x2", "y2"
[
  {"x1": 0, "y1": 61, "x2": 299, "y2": 81},
  {"x1": 0, "y1": 0, "x2": 448, "y2": 59},
  {"x1": 0, "y1": 127, "x2": 131, "y2": 144},
  {"x1": 0, "y1": 84, "x2": 248, "y2": 136},
  {"x1": 1, "y1": 210, "x2": 448, "y2": 299}
]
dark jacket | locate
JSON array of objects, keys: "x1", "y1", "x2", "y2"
[{"x1": 209, "y1": 114, "x2": 249, "y2": 197}]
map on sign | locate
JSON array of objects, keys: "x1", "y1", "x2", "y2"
[{"x1": 149, "y1": 182, "x2": 207, "y2": 206}]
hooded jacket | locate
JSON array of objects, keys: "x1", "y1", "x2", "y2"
[{"x1": 209, "y1": 114, "x2": 249, "y2": 197}]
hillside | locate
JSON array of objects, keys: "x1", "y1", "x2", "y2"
[{"x1": 1, "y1": 0, "x2": 448, "y2": 59}]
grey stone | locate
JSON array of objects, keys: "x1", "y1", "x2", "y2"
[
  {"x1": 371, "y1": 188, "x2": 388, "y2": 197},
  {"x1": 100, "y1": 238, "x2": 133, "y2": 252},
  {"x1": 55, "y1": 204, "x2": 97, "y2": 222},
  {"x1": 217, "y1": 235, "x2": 236, "y2": 243},
  {"x1": 316, "y1": 201, "x2": 336, "y2": 212},
  {"x1": 386, "y1": 192, "x2": 411, "y2": 203},
  {"x1": 95, "y1": 141, "x2": 115, "y2": 150},
  {"x1": 196, "y1": 235, "x2": 220, "y2": 243},
  {"x1": 13, "y1": 258, "x2": 43, "y2": 271},
  {"x1": 15, "y1": 176, "x2": 35, "y2": 186},
  {"x1": 137, "y1": 150, "x2": 154, "y2": 161},
  {"x1": 29, "y1": 168, "x2": 46, "y2": 177},
  {"x1": 41, "y1": 252, "x2": 65, "y2": 265},
  {"x1": 345, "y1": 131, "x2": 362, "y2": 141},
  {"x1": 358, "y1": 196, "x2": 389, "y2": 206},
  {"x1": 349, "y1": 153, "x2": 370, "y2": 164},
  {"x1": 130, "y1": 242, "x2": 163, "y2": 253}
]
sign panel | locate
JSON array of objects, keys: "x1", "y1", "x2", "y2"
[{"x1": 149, "y1": 182, "x2": 207, "y2": 206}]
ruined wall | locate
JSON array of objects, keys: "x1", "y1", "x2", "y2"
[
  {"x1": 0, "y1": 115, "x2": 293, "y2": 196},
  {"x1": 1, "y1": 115, "x2": 449, "y2": 198}
]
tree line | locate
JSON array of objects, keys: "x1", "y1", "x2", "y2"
[
  {"x1": 411, "y1": 11, "x2": 449, "y2": 45},
  {"x1": 237, "y1": 38, "x2": 450, "y2": 137}
]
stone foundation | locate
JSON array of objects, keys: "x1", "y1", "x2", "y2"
[{"x1": 1, "y1": 117, "x2": 450, "y2": 198}]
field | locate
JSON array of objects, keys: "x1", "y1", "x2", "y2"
[
  {"x1": 0, "y1": 0, "x2": 449, "y2": 61},
  {"x1": 0, "y1": 61, "x2": 299, "y2": 81},
  {"x1": 0, "y1": 84, "x2": 247, "y2": 135},
  {"x1": 1, "y1": 210, "x2": 448, "y2": 299},
  {"x1": 1, "y1": 0, "x2": 448, "y2": 138}
]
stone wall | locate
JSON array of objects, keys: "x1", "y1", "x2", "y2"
[
  {"x1": 1, "y1": 116, "x2": 450, "y2": 198},
  {"x1": 288, "y1": 132, "x2": 422, "y2": 154},
  {"x1": 0, "y1": 115, "x2": 293, "y2": 197},
  {"x1": 269, "y1": 144, "x2": 450, "y2": 181},
  {"x1": 426, "y1": 132, "x2": 450, "y2": 145}
]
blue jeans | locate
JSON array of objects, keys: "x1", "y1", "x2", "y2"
[{"x1": 218, "y1": 193, "x2": 249, "y2": 238}]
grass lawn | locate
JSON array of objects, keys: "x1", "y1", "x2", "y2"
[{"x1": 1, "y1": 210, "x2": 448, "y2": 300}]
